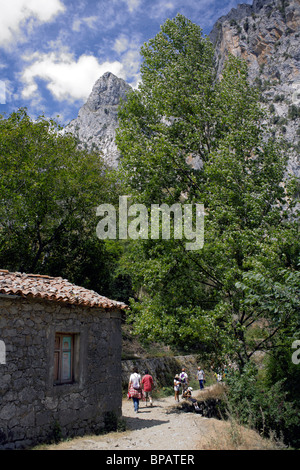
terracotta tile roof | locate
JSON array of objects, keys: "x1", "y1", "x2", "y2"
[{"x1": 0, "y1": 269, "x2": 128, "y2": 310}]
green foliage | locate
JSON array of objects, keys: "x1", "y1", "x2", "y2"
[
  {"x1": 0, "y1": 108, "x2": 127, "y2": 299},
  {"x1": 51, "y1": 420, "x2": 62, "y2": 444},
  {"x1": 225, "y1": 364, "x2": 300, "y2": 448},
  {"x1": 116, "y1": 14, "x2": 299, "y2": 368},
  {"x1": 266, "y1": 347, "x2": 300, "y2": 405},
  {"x1": 235, "y1": 263, "x2": 300, "y2": 359},
  {"x1": 288, "y1": 104, "x2": 300, "y2": 120},
  {"x1": 102, "y1": 411, "x2": 127, "y2": 434}
]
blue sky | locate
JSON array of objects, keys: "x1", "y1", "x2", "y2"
[{"x1": 0, "y1": 0, "x2": 252, "y2": 124}]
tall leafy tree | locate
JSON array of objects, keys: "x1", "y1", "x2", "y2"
[
  {"x1": 0, "y1": 108, "x2": 122, "y2": 296},
  {"x1": 116, "y1": 15, "x2": 299, "y2": 368}
]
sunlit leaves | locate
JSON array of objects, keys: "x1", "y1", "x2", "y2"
[
  {"x1": 116, "y1": 15, "x2": 299, "y2": 367},
  {"x1": 0, "y1": 108, "x2": 120, "y2": 295}
]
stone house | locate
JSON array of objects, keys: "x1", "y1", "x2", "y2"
[{"x1": 0, "y1": 269, "x2": 127, "y2": 449}]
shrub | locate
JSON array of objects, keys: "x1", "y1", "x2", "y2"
[
  {"x1": 103, "y1": 411, "x2": 126, "y2": 433},
  {"x1": 224, "y1": 364, "x2": 300, "y2": 448},
  {"x1": 288, "y1": 105, "x2": 300, "y2": 120}
]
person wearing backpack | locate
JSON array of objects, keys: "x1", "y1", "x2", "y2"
[
  {"x1": 179, "y1": 367, "x2": 188, "y2": 397},
  {"x1": 128, "y1": 366, "x2": 142, "y2": 413}
]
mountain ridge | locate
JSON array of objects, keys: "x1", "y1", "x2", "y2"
[
  {"x1": 65, "y1": 0, "x2": 300, "y2": 176},
  {"x1": 210, "y1": 0, "x2": 300, "y2": 177},
  {"x1": 65, "y1": 71, "x2": 132, "y2": 167}
]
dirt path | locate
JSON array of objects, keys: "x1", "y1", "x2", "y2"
[{"x1": 44, "y1": 390, "x2": 220, "y2": 450}]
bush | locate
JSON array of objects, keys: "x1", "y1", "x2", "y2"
[
  {"x1": 103, "y1": 411, "x2": 126, "y2": 433},
  {"x1": 266, "y1": 348, "x2": 300, "y2": 403},
  {"x1": 224, "y1": 364, "x2": 300, "y2": 448},
  {"x1": 288, "y1": 105, "x2": 300, "y2": 120}
]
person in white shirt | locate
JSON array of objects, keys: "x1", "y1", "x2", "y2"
[
  {"x1": 174, "y1": 375, "x2": 181, "y2": 402},
  {"x1": 196, "y1": 366, "x2": 205, "y2": 390},
  {"x1": 128, "y1": 367, "x2": 142, "y2": 413},
  {"x1": 179, "y1": 367, "x2": 188, "y2": 397}
]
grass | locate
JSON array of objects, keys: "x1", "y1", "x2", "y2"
[
  {"x1": 196, "y1": 419, "x2": 284, "y2": 450},
  {"x1": 194, "y1": 384, "x2": 286, "y2": 450}
]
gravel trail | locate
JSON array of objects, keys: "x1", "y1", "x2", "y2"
[{"x1": 44, "y1": 390, "x2": 220, "y2": 450}]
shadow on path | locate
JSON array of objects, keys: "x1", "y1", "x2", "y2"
[
  {"x1": 124, "y1": 415, "x2": 170, "y2": 431},
  {"x1": 123, "y1": 400, "x2": 171, "y2": 431}
]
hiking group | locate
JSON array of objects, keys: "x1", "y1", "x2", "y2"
[
  {"x1": 127, "y1": 365, "x2": 205, "y2": 413},
  {"x1": 174, "y1": 366, "x2": 205, "y2": 403},
  {"x1": 128, "y1": 367, "x2": 154, "y2": 413}
]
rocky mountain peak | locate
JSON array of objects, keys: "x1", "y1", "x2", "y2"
[
  {"x1": 65, "y1": 72, "x2": 132, "y2": 167},
  {"x1": 66, "y1": 0, "x2": 300, "y2": 176},
  {"x1": 210, "y1": 0, "x2": 300, "y2": 177},
  {"x1": 210, "y1": 0, "x2": 300, "y2": 81},
  {"x1": 86, "y1": 72, "x2": 131, "y2": 110}
]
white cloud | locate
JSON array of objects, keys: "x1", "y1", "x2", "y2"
[
  {"x1": 123, "y1": 0, "x2": 142, "y2": 13},
  {"x1": 21, "y1": 51, "x2": 125, "y2": 103},
  {"x1": 0, "y1": 81, "x2": 6, "y2": 104},
  {"x1": 113, "y1": 34, "x2": 142, "y2": 87},
  {"x1": 0, "y1": 0, "x2": 65, "y2": 46},
  {"x1": 148, "y1": 0, "x2": 175, "y2": 19},
  {"x1": 121, "y1": 49, "x2": 141, "y2": 82},
  {"x1": 113, "y1": 34, "x2": 130, "y2": 55},
  {"x1": 72, "y1": 16, "x2": 98, "y2": 32}
]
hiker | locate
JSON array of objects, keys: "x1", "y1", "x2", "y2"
[
  {"x1": 182, "y1": 387, "x2": 192, "y2": 399},
  {"x1": 174, "y1": 374, "x2": 181, "y2": 402},
  {"x1": 179, "y1": 367, "x2": 188, "y2": 396},
  {"x1": 196, "y1": 366, "x2": 205, "y2": 390},
  {"x1": 182, "y1": 387, "x2": 200, "y2": 412},
  {"x1": 216, "y1": 369, "x2": 223, "y2": 382},
  {"x1": 128, "y1": 366, "x2": 142, "y2": 413},
  {"x1": 142, "y1": 369, "x2": 154, "y2": 407}
]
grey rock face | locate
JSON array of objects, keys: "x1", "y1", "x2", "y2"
[
  {"x1": 66, "y1": 1, "x2": 299, "y2": 177},
  {"x1": 65, "y1": 72, "x2": 132, "y2": 167},
  {"x1": 209, "y1": 0, "x2": 300, "y2": 177}
]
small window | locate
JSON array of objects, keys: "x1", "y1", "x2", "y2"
[{"x1": 54, "y1": 334, "x2": 75, "y2": 385}]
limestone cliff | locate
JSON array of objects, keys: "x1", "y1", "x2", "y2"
[
  {"x1": 65, "y1": 71, "x2": 132, "y2": 167},
  {"x1": 65, "y1": 0, "x2": 300, "y2": 176},
  {"x1": 210, "y1": 0, "x2": 300, "y2": 176}
]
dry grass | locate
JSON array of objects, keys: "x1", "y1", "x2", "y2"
[
  {"x1": 196, "y1": 418, "x2": 282, "y2": 450},
  {"x1": 196, "y1": 383, "x2": 226, "y2": 401},
  {"x1": 194, "y1": 384, "x2": 285, "y2": 450}
]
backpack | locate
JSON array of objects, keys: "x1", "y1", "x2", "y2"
[
  {"x1": 132, "y1": 373, "x2": 141, "y2": 390},
  {"x1": 180, "y1": 372, "x2": 187, "y2": 384}
]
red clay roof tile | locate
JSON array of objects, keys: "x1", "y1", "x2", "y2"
[{"x1": 0, "y1": 269, "x2": 127, "y2": 310}]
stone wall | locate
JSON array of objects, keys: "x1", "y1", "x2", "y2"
[
  {"x1": 122, "y1": 355, "x2": 199, "y2": 389},
  {"x1": 0, "y1": 295, "x2": 122, "y2": 449}
]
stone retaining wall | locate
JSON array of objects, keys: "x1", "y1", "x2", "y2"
[{"x1": 122, "y1": 355, "x2": 199, "y2": 389}]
